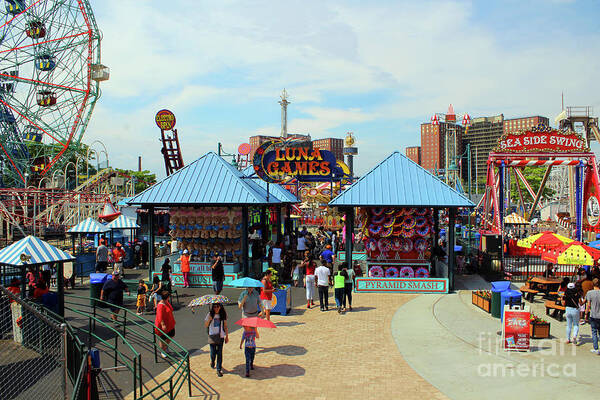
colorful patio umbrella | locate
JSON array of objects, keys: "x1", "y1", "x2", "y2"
[
  {"x1": 541, "y1": 241, "x2": 600, "y2": 266},
  {"x1": 187, "y1": 294, "x2": 230, "y2": 309},
  {"x1": 504, "y1": 212, "x2": 529, "y2": 225},
  {"x1": 588, "y1": 240, "x2": 600, "y2": 250},
  {"x1": 517, "y1": 231, "x2": 573, "y2": 250},
  {"x1": 235, "y1": 317, "x2": 277, "y2": 329}
]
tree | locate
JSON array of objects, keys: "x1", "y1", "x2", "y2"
[
  {"x1": 115, "y1": 169, "x2": 156, "y2": 194},
  {"x1": 509, "y1": 167, "x2": 555, "y2": 204}
]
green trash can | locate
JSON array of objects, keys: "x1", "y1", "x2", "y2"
[
  {"x1": 90, "y1": 273, "x2": 109, "y2": 307},
  {"x1": 491, "y1": 281, "x2": 511, "y2": 318}
]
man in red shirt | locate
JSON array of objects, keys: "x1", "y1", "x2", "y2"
[{"x1": 112, "y1": 243, "x2": 126, "y2": 275}]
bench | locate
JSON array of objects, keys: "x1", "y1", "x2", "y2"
[
  {"x1": 519, "y1": 284, "x2": 540, "y2": 302},
  {"x1": 545, "y1": 300, "x2": 565, "y2": 321}
]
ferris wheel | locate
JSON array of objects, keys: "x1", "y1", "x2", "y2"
[{"x1": 0, "y1": 0, "x2": 108, "y2": 187}]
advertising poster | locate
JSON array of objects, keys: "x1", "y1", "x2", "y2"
[{"x1": 502, "y1": 306, "x2": 530, "y2": 352}]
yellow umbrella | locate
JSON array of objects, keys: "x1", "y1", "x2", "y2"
[
  {"x1": 542, "y1": 241, "x2": 600, "y2": 266},
  {"x1": 517, "y1": 231, "x2": 573, "y2": 249}
]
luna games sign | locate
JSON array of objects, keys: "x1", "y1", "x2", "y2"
[
  {"x1": 496, "y1": 124, "x2": 587, "y2": 153},
  {"x1": 253, "y1": 140, "x2": 344, "y2": 183}
]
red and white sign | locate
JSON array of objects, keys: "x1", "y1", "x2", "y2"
[
  {"x1": 430, "y1": 114, "x2": 439, "y2": 126},
  {"x1": 497, "y1": 128, "x2": 586, "y2": 153},
  {"x1": 502, "y1": 307, "x2": 530, "y2": 352}
]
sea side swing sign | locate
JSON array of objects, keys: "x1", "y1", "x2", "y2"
[{"x1": 496, "y1": 124, "x2": 586, "y2": 153}]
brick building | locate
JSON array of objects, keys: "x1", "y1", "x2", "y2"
[
  {"x1": 503, "y1": 116, "x2": 549, "y2": 135},
  {"x1": 420, "y1": 122, "x2": 464, "y2": 173},
  {"x1": 405, "y1": 146, "x2": 421, "y2": 165},
  {"x1": 312, "y1": 138, "x2": 344, "y2": 161},
  {"x1": 462, "y1": 115, "x2": 504, "y2": 185}
]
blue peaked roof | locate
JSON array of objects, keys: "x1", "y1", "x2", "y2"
[
  {"x1": 241, "y1": 166, "x2": 298, "y2": 203},
  {"x1": 68, "y1": 217, "x2": 109, "y2": 233},
  {"x1": 128, "y1": 152, "x2": 282, "y2": 206},
  {"x1": 329, "y1": 152, "x2": 475, "y2": 208},
  {"x1": 0, "y1": 236, "x2": 75, "y2": 266}
]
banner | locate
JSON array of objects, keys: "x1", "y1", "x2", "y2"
[
  {"x1": 355, "y1": 278, "x2": 448, "y2": 293},
  {"x1": 495, "y1": 124, "x2": 587, "y2": 153}
]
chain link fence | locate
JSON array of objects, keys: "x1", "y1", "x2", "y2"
[{"x1": 0, "y1": 286, "x2": 67, "y2": 400}]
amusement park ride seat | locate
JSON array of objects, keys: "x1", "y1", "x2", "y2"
[
  {"x1": 35, "y1": 54, "x2": 56, "y2": 72},
  {"x1": 26, "y1": 20, "x2": 46, "y2": 39},
  {"x1": 5, "y1": 0, "x2": 25, "y2": 15},
  {"x1": 36, "y1": 90, "x2": 57, "y2": 107}
]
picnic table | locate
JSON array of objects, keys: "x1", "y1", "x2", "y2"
[{"x1": 529, "y1": 277, "x2": 562, "y2": 298}]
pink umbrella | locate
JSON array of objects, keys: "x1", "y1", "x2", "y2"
[{"x1": 235, "y1": 317, "x2": 277, "y2": 329}]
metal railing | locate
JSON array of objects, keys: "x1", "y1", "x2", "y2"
[
  {"x1": 0, "y1": 286, "x2": 69, "y2": 400},
  {"x1": 64, "y1": 294, "x2": 191, "y2": 399}
]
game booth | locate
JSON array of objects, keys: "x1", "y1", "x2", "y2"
[
  {"x1": 329, "y1": 151, "x2": 475, "y2": 293},
  {"x1": 127, "y1": 152, "x2": 297, "y2": 287}
]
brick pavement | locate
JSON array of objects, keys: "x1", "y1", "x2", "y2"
[{"x1": 137, "y1": 293, "x2": 448, "y2": 400}]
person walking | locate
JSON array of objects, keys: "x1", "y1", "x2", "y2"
[
  {"x1": 562, "y1": 282, "x2": 582, "y2": 344},
  {"x1": 205, "y1": 303, "x2": 229, "y2": 377},
  {"x1": 161, "y1": 258, "x2": 172, "y2": 283},
  {"x1": 320, "y1": 244, "x2": 335, "y2": 271},
  {"x1": 333, "y1": 266, "x2": 347, "y2": 313},
  {"x1": 240, "y1": 326, "x2": 259, "y2": 378},
  {"x1": 302, "y1": 255, "x2": 317, "y2": 308},
  {"x1": 96, "y1": 240, "x2": 109, "y2": 272},
  {"x1": 315, "y1": 262, "x2": 331, "y2": 311},
  {"x1": 100, "y1": 272, "x2": 130, "y2": 321},
  {"x1": 260, "y1": 270, "x2": 275, "y2": 321},
  {"x1": 211, "y1": 255, "x2": 225, "y2": 295},
  {"x1": 141, "y1": 238, "x2": 149, "y2": 267},
  {"x1": 585, "y1": 278, "x2": 600, "y2": 354},
  {"x1": 155, "y1": 290, "x2": 175, "y2": 358},
  {"x1": 238, "y1": 287, "x2": 263, "y2": 318},
  {"x1": 112, "y1": 243, "x2": 126, "y2": 275},
  {"x1": 344, "y1": 264, "x2": 355, "y2": 311},
  {"x1": 178, "y1": 249, "x2": 191, "y2": 288}
]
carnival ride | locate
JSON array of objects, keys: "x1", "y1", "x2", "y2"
[
  {"x1": 430, "y1": 104, "x2": 471, "y2": 192},
  {"x1": 477, "y1": 123, "x2": 600, "y2": 242},
  {"x1": 0, "y1": 0, "x2": 109, "y2": 187},
  {"x1": 0, "y1": 167, "x2": 145, "y2": 238}
]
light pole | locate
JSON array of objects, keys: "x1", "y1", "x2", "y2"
[{"x1": 64, "y1": 162, "x2": 76, "y2": 190}]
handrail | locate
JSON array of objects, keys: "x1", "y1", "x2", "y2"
[{"x1": 64, "y1": 293, "x2": 191, "y2": 399}]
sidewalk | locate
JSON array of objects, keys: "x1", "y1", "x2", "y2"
[
  {"x1": 139, "y1": 293, "x2": 448, "y2": 400},
  {"x1": 392, "y1": 291, "x2": 599, "y2": 400}
]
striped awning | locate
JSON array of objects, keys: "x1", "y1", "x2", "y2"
[
  {"x1": 68, "y1": 217, "x2": 109, "y2": 233},
  {"x1": 0, "y1": 236, "x2": 75, "y2": 266},
  {"x1": 504, "y1": 212, "x2": 529, "y2": 225},
  {"x1": 107, "y1": 215, "x2": 139, "y2": 229}
]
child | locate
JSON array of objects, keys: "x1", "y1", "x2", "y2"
[
  {"x1": 292, "y1": 264, "x2": 301, "y2": 287},
  {"x1": 239, "y1": 326, "x2": 259, "y2": 377},
  {"x1": 136, "y1": 279, "x2": 148, "y2": 315}
]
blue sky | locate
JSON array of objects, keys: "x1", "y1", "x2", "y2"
[{"x1": 84, "y1": 0, "x2": 600, "y2": 180}]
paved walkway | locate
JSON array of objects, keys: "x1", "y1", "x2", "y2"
[
  {"x1": 140, "y1": 293, "x2": 448, "y2": 400},
  {"x1": 392, "y1": 290, "x2": 600, "y2": 400}
]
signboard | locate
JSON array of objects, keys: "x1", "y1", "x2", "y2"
[
  {"x1": 495, "y1": 124, "x2": 587, "y2": 153},
  {"x1": 502, "y1": 306, "x2": 530, "y2": 352},
  {"x1": 253, "y1": 139, "x2": 344, "y2": 183},
  {"x1": 155, "y1": 109, "x2": 176, "y2": 130},
  {"x1": 355, "y1": 277, "x2": 448, "y2": 293},
  {"x1": 584, "y1": 161, "x2": 600, "y2": 227}
]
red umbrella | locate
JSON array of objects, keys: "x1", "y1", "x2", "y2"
[{"x1": 235, "y1": 317, "x2": 277, "y2": 329}]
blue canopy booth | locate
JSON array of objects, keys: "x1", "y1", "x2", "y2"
[
  {"x1": 329, "y1": 152, "x2": 475, "y2": 292},
  {"x1": 67, "y1": 217, "x2": 110, "y2": 281},
  {"x1": 0, "y1": 235, "x2": 75, "y2": 316},
  {"x1": 127, "y1": 152, "x2": 295, "y2": 286}
]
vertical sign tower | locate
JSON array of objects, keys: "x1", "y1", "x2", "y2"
[{"x1": 279, "y1": 89, "x2": 290, "y2": 139}]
